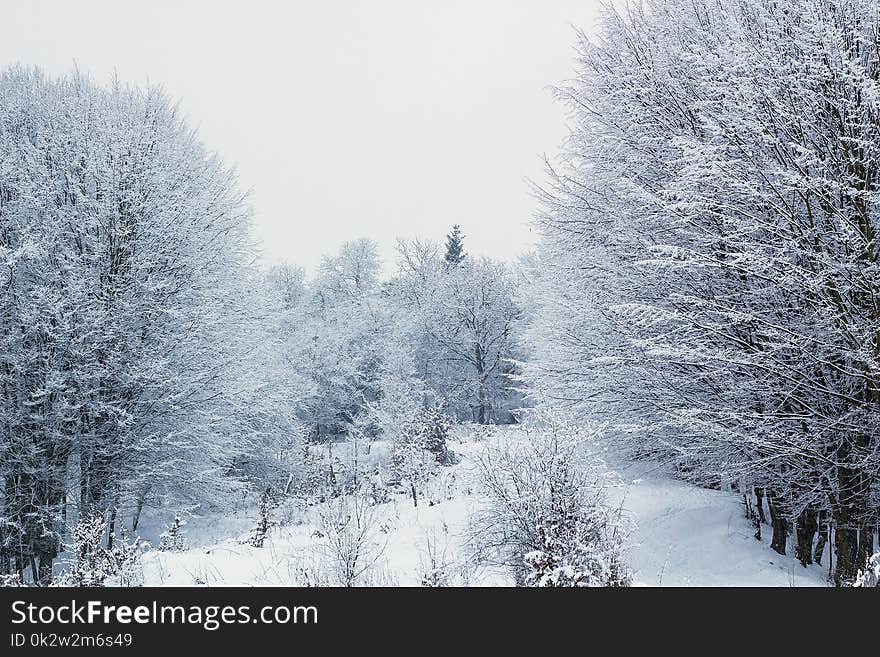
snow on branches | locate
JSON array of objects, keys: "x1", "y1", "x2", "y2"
[
  {"x1": 527, "y1": 0, "x2": 880, "y2": 586},
  {"x1": 469, "y1": 412, "x2": 630, "y2": 587}
]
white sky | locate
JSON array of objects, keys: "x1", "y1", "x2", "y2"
[{"x1": 1, "y1": 0, "x2": 602, "y2": 273}]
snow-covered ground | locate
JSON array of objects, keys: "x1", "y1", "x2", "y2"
[
  {"x1": 608, "y1": 460, "x2": 827, "y2": 586},
  {"x1": 139, "y1": 429, "x2": 828, "y2": 587},
  {"x1": 140, "y1": 437, "x2": 498, "y2": 587}
]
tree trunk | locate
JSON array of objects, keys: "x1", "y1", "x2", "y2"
[
  {"x1": 814, "y1": 510, "x2": 829, "y2": 565},
  {"x1": 833, "y1": 464, "x2": 870, "y2": 585},
  {"x1": 37, "y1": 555, "x2": 53, "y2": 586},
  {"x1": 754, "y1": 487, "x2": 767, "y2": 524},
  {"x1": 0, "y1": 525, "x2": 8, "y2": 576},
  {"x1": 767, "y1": 490, "x2": 787, "y2": 555},
  {"x1": 132, "y1": 488, "x2": 149, "y2": 532},
  {"x1": 833, "y1": 520, "x2": 858, "y2": 586},
  {"x1": 107, "y1": 505, "x2": 118, "y2": 550},
  {"x1": 474, "y1": 343, "x2": 488, "y2": 425},
  {"x1": 795, "y1": 507, "x2": 817, "y2": 567},
  {"x1": 29, "y1": 555, "x2": 39, "y2": 585}
]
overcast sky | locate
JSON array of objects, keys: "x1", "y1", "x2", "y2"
[{"x1": 1, "y1": 1, "x2": 602, "y2": 273}]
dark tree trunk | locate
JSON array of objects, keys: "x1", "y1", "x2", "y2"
[
  {"x1": 795, "y1": 507, "x2": 818, "y2": 567},
  {"x1": 477, "y1": 391, "x2": 487, "y2": 425},
  {"x1": 37, "y1": 555, "x2": 53, "y2": 586},
  {"x1": 833, "y1": 464, "x2": 870, "y2": 586},
  {"x1": 814, "y1": 510, "x2": 829, "y2": 565},
  {"x1": 30, "y1": 555, "x2": 39, "y2": 585},
  {"x1": 80, "y1": 439, "x2": 114, "y2": 520},
  {"x1": 744, "y1": 493, "x2": 760, "y2": 540},
  {"x1": 754, "y1": 487, "x2": 767, "y2": 524},
  {"x1": 132, "y1": 490, "x2": 148, "y2": 532},
  {"x1": 767, "y1": 491, "x2": 787, "y2": 555},
  {"x1": 0, "y1": 525, "x2": 8, "y2": 576},
  {"x1": 107, "y1": 505, "x2": 118, "y2": 550},
  {"x1": 833, "y1": 521, "x2": 858, "y2": 586}
]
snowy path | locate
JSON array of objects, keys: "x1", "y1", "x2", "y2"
[{"x1": 608, "y1": 460, "x2": 827, "y2": 587}]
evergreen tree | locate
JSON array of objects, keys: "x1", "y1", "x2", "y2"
[
  {"x1": 444, "y1": 225, "x2": 466, "y2": 266},
  {"x1": 158, "y1": 515, "x2": 187, "y2": 552}
]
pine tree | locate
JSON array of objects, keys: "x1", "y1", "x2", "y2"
[
  {"x1": 444, "y1": 225, "x2": 466, "y2": 266},
  {"x1": 158, "y1": 515, "x2": 187, "y2": 552}
]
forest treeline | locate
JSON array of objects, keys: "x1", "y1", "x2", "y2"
[
  {"x1": 527, "y1": 0, "x2": 880, "y2": 585},
  {"x1": 0, "y1": 66, "x2": 522, "y2": 583}
]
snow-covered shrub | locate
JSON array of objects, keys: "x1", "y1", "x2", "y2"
[
  {"x1": 406, "y1": 406, "x2": 454, "y2": 465},
  {"x1": 60, "y1": 515, "x2": 109, "y2": 586},
  {"x1": 316, "y1": 492, "x2": 386, "y2": 586},
  {"x1": 418, "y1": 528, "x2": 454, "y2": 587},
  {"x1": 56, "y1": 516, "x2": 146, "y2": 587},
  {"x1": 524, "y1": 517, "x2": 627, "y2": 587},
  {"x1": 391, "y1": 406, "x2": 456, "y2": 506},
  {"x1": 247, "y1": 489, "x2": 274, "y2": 548},
  {"x1": 364, "y1": 471, "x2": 391, "y2": 506},
  {"x1": 469, "y1": 413, "x2": 630, "y2": 587},
  {"x1": 854, "y1": 553, "x2": 880, "y2": 588},
  {"x1": 104, "y1": 526, "x2": 147, "y2": 587},
  {"x1": 391, "y1": 436, "x2": 438, "y2": 507},
  {"x1": 295, "y1": 443, "x2": 334, "y2": 503},
  {"x1": 0, "y1": 573, "x2": 23, "y2": 587},
  {"x1": 298, "y1": 441, "x2": 359, "y2": 501},
  {"x1": 158, "y1": 515, "x2": 187, "y2": 552},
  {"x1": 470, "y1": 422, "x2": 497, "y2": 442},
  {"x1": 292, "y1": 558, "x2": 335, "y2": 587}
]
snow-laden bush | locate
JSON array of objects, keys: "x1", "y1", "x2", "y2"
[
  {"x1": 418, "y1": 528, "x2": 454, "y2": 587},
  {"x1": 247, "y1": 489, "x2": 274, "y2": 548},
  {"x1": 295, "y1": 443, "x2": 335, "y2": 503},
  {"x1": 104, "y1": 527, "x2": 147, "y2": 587},
  {"x1": 407, "y1": 406, "x2": 454, "y2": 465},
  {"x1": 524, "y1": 517, "x2": 627, "y2": 587},
  {"x1": 0, "y1": 573, "x2": 23, "y2": 587},
  {"x1": 469, "y1": 422, "x2": 497, "y2": 442},
  {"x1": 391, "y1": 437, "x2": 437, "y2": 508},
  {"x1": 316, "y1": 491, "x2": 387, "y2": 586},
  {"x1": 391, "y1": 406, "x2": 456, "y2": 507},
  {"x1": 364, "y1": 471, "x2": 391, "y2": 506},
  {"x1": 393, "y1": 406, "x2": 453, "y2": 467},
  {"x1": 854, "y1": 553, "x2": 880, "y2": 588},
  {"x1": 469, "y1": 412, "x2": 630, "y2": 587},
  {"x1": 56, "y1": 516, "x2": 146, "y2": 587},
  {"x1": 59, "y1": 516, "x2": 107, "y2": 586},
  {"x1": 158, "y1": 515, "x2": 187, "y2": 552}
]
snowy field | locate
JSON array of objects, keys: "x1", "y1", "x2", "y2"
[{"x1": 137, "y1": 428, "x2": 827, "y2": 587}]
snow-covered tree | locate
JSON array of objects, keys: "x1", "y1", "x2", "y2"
[
  {"x1": 269, "y1": 239, "x2": 389, "y2": 444},
  {"x1": 444, "y1": 224, "x2": 466, "y2": 267},
  {"x1": 247, "y1": 489, "x2": 273, "y2": 548},
  {"x1": 58, "y1": 515, "x2": 145, "y2": 587},
  {"x1": 393, "y1": 240, "x2": 523, "y2": 423},
  {"x1": 527, "y1": 0, "x2": 880, "y2": 585},
  {"x1": 0, "y1": 66, "x2": 288, "y2": 583},
  {"x1": 158, "y1": 515, "x2": 187, "y2": 552}
]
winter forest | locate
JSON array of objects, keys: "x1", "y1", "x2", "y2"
[{"x1": 2, "y1": 0, "x2": 880, "y2": 589}]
